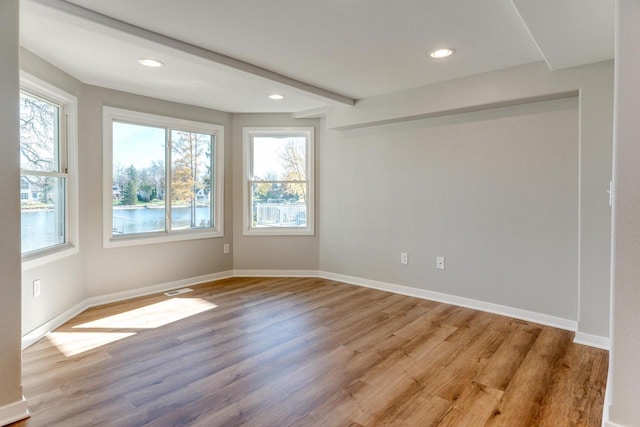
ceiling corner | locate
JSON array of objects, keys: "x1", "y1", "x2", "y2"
[{"x1": 511, "y1": 0, "x2": 614, "y2": 71}]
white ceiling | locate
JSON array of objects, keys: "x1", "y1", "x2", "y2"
[
  {"x1": 19, "y1": 0, "x2": 614, "y2": 113},
  {"x1": 512, "y1": 0, "x2": 615, "y2": 70}
]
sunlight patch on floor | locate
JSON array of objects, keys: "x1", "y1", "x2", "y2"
[
  {"x1": 47, "y1": 332, "x2": 136, "y2": 357},
  {"x1": 73, "y1": 298, "x2": 218, "y2": 329},
  {"x1": 46, "y1": 298, "x2": 217, "y2": 357}
]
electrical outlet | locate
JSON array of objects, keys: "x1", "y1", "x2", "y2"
[
  {"x1": 224, "y1": 243, "x2": 230, "y2": 254},
  {"x1": 33, "y1": 279, "x2": 41, "y2": 298},
  {"x1": 436, "y1": 256, "x2": 445, "y2": 270},
  {"x1": 400, "y1": 252, "x2": 408, "y2": 265}
]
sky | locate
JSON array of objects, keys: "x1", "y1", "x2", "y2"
[
  {"x1": 252, "y1": 137, "x2": 305, "y2": 180},
  {"x1": 113, "y1": 121, "x2": 165, "y2": 170},
  {"x1": 113, "y1": 123, "x2": 305, "y2": 180}
]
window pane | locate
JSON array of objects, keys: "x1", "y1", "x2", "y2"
[
  {"x1": 112, "y1": 122, "x2": 166, "y2": 235},
  {"x1": 21, "y1": 175, "x2": 65, "y2": 253},
  {"x1": 170, "y1": 130, "x2": 213, "y2": 230},
  {"x1": 252, "y1": 136, "x2": 306, "y2": 181},
  {"x1": 251, "y1": 183, "x2": 307, "y2": 228},
  {"x1": 20, "y1": 92, "x2": 59, "y2": 172}
]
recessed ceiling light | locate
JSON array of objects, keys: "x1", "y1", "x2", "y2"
[
  {"x1": 138, "y1": 58, "x2": 164, "y2": 68},
  {"x1": 429, "y1": 48, "x2": 455, "y2": 59},
  {"x1": 269, "y1": 94, "x2": 285, "y2": 100}
]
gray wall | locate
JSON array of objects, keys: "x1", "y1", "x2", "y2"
[
  {"x1": 321, "y1": 60, "x2": 613, "y2": 339},
  {"x1": 577, "y1": 67, "x2": 614, "y2": 339},
  {"x1": 608, "y1": 0, "x2": 640, "y2": 424},
  {"x1": 320, "y1": 99, "x2": 580, "y2": 320},
  {"x1": 20, "y1": 50, "x2": 86, "y2": 336},
  {"x1": 81, "y1": 86, "x2": 233, "y2": 298},
  {"x1": 231, "y1": 114, "x2": 320, "y2": 271},
  {"x1": 14, "y1": 54, "x2": 613, "y2": 354},
  {"x1": 0, "y1": 0, "x2": 24, "y2": 415},
  {"x1": 19, "y1": 51, "x2": 235, "y2": 336}
]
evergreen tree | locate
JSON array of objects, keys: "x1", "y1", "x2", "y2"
[{"x1": 120, "y1": 165, "x2": 139, "y2": 205}]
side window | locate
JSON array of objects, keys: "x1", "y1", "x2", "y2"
[
  {"x1": 20, "y1": 75, "x2": 78, "y2": 266},
  {"x1": 243, "y1": 127, "x2": 314, "y2": 236}
]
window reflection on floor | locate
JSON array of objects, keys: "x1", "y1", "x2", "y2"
[{"x1": 47, "y1": 298, "x2": 217, "y2": 357}]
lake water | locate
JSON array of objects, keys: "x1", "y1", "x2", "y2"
[
  {"x1": 21, "y1": 209, "x2": 63, "y2": 253},
  {"x1": 21, "y1": 206, "x2": 211, "y2": 252},
  {"x1": 112, "y1": 206, "x2": 211, "y2": 234}
]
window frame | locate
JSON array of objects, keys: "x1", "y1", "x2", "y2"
[
  {"x1": 243, "y1": 127, "x2": 315, "y2": 236},
  {"x1": 103, "y1": 107, "x2": 224, "y2": 248},
  {"x1": 20, "y1": 72, "x2": 79, "y2": 269}
]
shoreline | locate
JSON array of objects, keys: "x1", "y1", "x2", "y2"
[{"x1": 22, "y1": 204, "x2": 209, "y2": 213}]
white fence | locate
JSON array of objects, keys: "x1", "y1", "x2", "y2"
[{"x1": 255, "y1": 202, "x2": 306, "y2": 227}]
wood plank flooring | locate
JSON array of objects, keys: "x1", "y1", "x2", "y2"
[{"x1": 10, "y1": 277, "x2": 608, "y2": 426}]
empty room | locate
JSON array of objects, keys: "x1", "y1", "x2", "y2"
[{"x1": 1, "y1": 0, "x2": 639, "y2": 426}]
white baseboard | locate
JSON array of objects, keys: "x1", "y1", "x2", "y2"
[
  {"x1": 85, "y1": 270, "x2": 234, "y2": 308},
  {"x1": 22, "y1": 300, "x2": 88, "y2": 349},
  {"x1": 574, "y1": 331, "x2": 610, "y2": 350},
  {"x1": 24, "y1": 268, "x2": 611, "y2": 352},
  {"x1": 22, "y1": 270, "x2": 234, "y2": 350},
  {"x1": 233, "y1": 269, "x2": 319, "y2": 278},
  {"x1": 0, "y1": 396, "x2": 29, "y2": 426},
  {"x1": 318, "y1": 271, "x2": 578, "y2": 332},
  {"x1": 602, "y1": 366, "x2": 614, "y2": 427}
]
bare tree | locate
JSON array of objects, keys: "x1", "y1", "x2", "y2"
[
  {"x1": 20, "y1": 93, "x2": 57, "y2": 172},
  {"x1": 171, "y1": 131, "x2": 210, "y2": 227},
  {"x1": 20, "y1": 93, "x2": 59, "y2": 204},
  {"x1": 278, "y1": 138, "x2": 307, "y2": 201}
]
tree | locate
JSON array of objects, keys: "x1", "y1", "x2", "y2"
[
  {"x1": 278, "y1": 139, "x2": 307, "y2": 201},
  {"x1": 148, "y1": 159, "x2": 166, "y2": 200},
  {"x1": 202, "y1": 145, "x2": 212, "y2": 193},
  {"x1": 113, "y1": 163, "x2": 129, "y2": 194},
  {"x1": 19, "y1": 93, "x2": 58, "y2": 207},
  {"x1": 19, "y1": 94, "x2": 56, "y2": 172},
  {"x1": 138, "y1": 168, "x2": 155, "y2": 202},
  {"x1": 253, "y1": 172, "x2": 281, "y2": 201},
  {"x1": 171, "y1": 131, "x2": 210, "y2": 227},
  {"x1": 120, "y1": 165, "x2": 139, "y2": 205}
]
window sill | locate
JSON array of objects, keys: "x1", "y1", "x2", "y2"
[
  {"x1": 22, "y1": 244, "x2": 79, "y2": 270},
  {"x1": 104, "y1": 228, "x2": 223, "y2": 248},
  {"x1": 243, "y1": 227, "x2": 315, "y2": 237}
]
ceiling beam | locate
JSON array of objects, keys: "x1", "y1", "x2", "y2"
[{"x1": 28, "y1": 0, "x2": 356, "y2": 106}]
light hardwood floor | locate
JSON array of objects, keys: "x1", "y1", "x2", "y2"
[{"x1": 11, "y1": 277, "x2": 608, "y2": 426}]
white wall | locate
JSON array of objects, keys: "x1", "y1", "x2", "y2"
[
  {"x1": 0, "y1": 0, "x2": 27, "y2": 424},
  {"x1": 231, "y1": 114, "x2": 320, "y2": 271},
  {"x1": 607, "y1": 0, "x2": 640, "y2": 425},
  {"x1": 321, "y1": 98, "x2": 579, "y2": 320}
]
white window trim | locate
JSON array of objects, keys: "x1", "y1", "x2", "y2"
[
  {"x1": 243, "y1": 127, "x2": 315, "y2": 236},
  {"x1": 20, "y1": 72, "x2": 79, "y2": 270},
  {"x1": 103, "y1": 107, "x2": 224, "y2": 248}
]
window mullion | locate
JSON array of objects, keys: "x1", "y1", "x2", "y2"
[
  {"x1": 60, "y1": 112, "x2": 68, "y2": 173},
  {"x1": 249, "y1": 180, "x2": 307, "y2": 185},
  {"x1": 20, "y1": 170, "x2": 68, "y2": 178},
  {"x1": 165, "y1": 127, "x2": 172, "y2": 233},
  {"x1": 214, "y1": 139, "x2": 218, "y2": 227}
]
